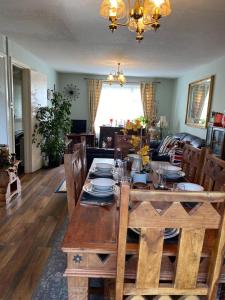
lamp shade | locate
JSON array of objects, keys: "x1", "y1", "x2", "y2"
[
  {"x1": 145, "y1": 0, "x2": 171, "y2": 17},
  {"x1": 100, "y1": 0, "x2": 126, "y2": 19}
]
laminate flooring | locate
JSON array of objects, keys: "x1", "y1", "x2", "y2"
[{"x1": 0, "y1": 165, "x2": 67, "y2": 300}]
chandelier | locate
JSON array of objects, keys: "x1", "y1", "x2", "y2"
[
  {"x1": 107, "y1": 63, "x2": 126, "y2": 86},
  {"x1": 100, "y1": 0, "x2": 171, "y2": 42}
]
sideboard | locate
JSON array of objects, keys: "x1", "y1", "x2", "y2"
[{"x1": 99, "y1": 126, "x2": 124, "y2": 148}]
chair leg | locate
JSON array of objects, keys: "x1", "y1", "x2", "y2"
[{"x1": 104, "y1": 279, "x2": 115, "y2": 300}]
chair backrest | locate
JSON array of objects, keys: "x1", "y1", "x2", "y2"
[
  {"x1": 199, "y1": 149, "x2": 225, "y2": 191},
  {"x1": 114, "y1": 133, "x2": 149, "y2": 160},
  {"x1": 64, "y1": 140, "x2": 86, "y2": 220},
  {"x1": 116, "y1": 184, "x2": 225, "y2": 300},
  {"x1": 181, "y1": 144, "x2": 206, "y2": 183}
]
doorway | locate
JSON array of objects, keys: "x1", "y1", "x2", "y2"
[{"x1": 13, "y1": 66, "x2": 24, "y2": 174}]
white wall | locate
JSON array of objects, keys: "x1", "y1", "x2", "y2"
[
  {"x1": 58, "y1": 73, "x2": 176, "y2": 130},
  {"x1": 0, "y1": 33, "x2": 58, "y2": 149},
  {"x1": 171, "y1": 55, "x2": 225, "y2": 139}
]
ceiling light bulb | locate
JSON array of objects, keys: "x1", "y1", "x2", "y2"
[
  {"x1": 100, "y1": 0, "x2": 126, "y2": 19},
  {"x1": 107, "y1": 73, "x2": 114, "y2": 82},
  {"x1": 146, "y1": 0, "x2": 171, "y2": 17}
]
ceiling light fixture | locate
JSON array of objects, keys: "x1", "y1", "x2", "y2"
[
  {"x1": 100, "y1": 0, "x2": 171, "y2": 42},
  {"x1": 107, "y1": 63, "x2": 126, "y2": 86}
]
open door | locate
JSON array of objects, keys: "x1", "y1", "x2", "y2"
[
  {"x1": 0, "y1": 56, "x2": 10, "y2": 146},
  {"x1": 23, "y1": 69, "x2": 47, "y2": 173}
]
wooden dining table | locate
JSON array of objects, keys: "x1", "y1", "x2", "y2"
[{"x1": 62, "y1": 158, "x2": 225, "y2": 300}]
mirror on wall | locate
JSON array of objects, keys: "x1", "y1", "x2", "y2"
[{"x1": 185, "y1": 76, "x2": 214, "y2": 128}]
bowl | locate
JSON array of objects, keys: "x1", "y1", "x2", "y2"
[
  {"x1": 162, "y1": 165, "x2": 182, "y2": 174},
  {"x1": 176, "y1": 182, "x2": 204, "y2": 192},
  {"x1": 91, "y1": 178, "x2": 116, "y2": 191},
  {"x1": 95, "y1": 163, "x2": 113, "y2": 172}
]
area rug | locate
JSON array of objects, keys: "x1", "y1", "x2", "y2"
[
  {"x1": 32, "y1": 218, "x2": 104, "y2": 300},
  {"x1": 55, "y1": 179, "x2": 67, "y2": 193}
]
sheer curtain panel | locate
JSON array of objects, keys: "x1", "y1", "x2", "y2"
[{"x1": 88, "y1": 79, "x2": 103, "y2": 132}]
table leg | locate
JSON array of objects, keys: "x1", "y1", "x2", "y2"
[{"x1": 67, "y1": 276, "x2": 88, "y2": 300}]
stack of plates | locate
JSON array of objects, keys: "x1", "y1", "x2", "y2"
[
  {"x1": 158, "y1": 165, "x2": 185, "y2": 180},
  {"x1": 83, "y1": 178, "x2": 117, "y2": 197},
  {"x1": 92, "y1": 163, "x2": 114, "y2": 176}
]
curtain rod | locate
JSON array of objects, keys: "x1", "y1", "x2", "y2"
[{"x1": 83, "y1": 77, "x2": 161, "y2": 84}]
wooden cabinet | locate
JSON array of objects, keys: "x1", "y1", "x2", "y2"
[
  {"x1": 206, "y1": 125, "x2": 225, "y2": 160},
  {"x1": 67, "y1": 133, "x2": 95, "y2": 147}
]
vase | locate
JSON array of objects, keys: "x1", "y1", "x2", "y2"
[{"x1": 131, "y1": 154, "x2": 142, "y2": 173}]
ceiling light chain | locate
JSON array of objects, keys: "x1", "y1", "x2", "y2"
[
  {"x1": 107, "y1": 63, "x2": 126, "y2": 86},
  {"x1": 100, "y1": 0, "x2": 171, "y2": 42}
]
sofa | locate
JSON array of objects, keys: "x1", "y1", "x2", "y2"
[{"x1": 150, "y1": 132, "x2": 205, "y2": 161}]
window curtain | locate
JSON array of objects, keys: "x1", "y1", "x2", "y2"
[
  {"x1": 140, "y1": 82, "x2": 157, "y2": 125},
  {"x1": 88, "y1": 79, "x2": 103, "y2": 132}
]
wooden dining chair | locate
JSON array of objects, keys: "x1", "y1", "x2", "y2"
[
  {"x1": 199, "y1": 149, "x2": 225, "y2": 191},
  {"x1": 116, "y1": 184, "x2": 225, "y2": 300},
  {"x1": 114, "y1": 133, "x2": 149, "y2": 160},
  {"x1": 64, "y1": 140, "x2": 86, "y2": 220},
  {"x1": 181, "y1": 144, "x2": 206, "y2": 183}
]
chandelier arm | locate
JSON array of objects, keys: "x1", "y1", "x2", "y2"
[{"x1": 116, "y1": 19, "x2": 130, "y2": 27}]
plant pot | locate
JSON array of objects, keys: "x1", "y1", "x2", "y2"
[{"x1": 48, "y1": 155, "x2": 62, "y2": 168}]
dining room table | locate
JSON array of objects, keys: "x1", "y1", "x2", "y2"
[{"x1": 62, "y1": 158, "x2": 225, "y2": 300}]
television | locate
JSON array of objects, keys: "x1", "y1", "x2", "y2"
[{"x1": 71, "y1": 119, "x2": 87, "y2": 133}]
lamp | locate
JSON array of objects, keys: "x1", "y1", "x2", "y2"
[
  {"x1": 107, "y1": 63, "x2": 126, "y2": 86},
  {"x1": 100, "y1": 0, "x2": 171, "y2": 42}
]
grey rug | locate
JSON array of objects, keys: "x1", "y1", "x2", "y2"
[
  {"x1": 32, "y1": 220, "x2": 68, "y2": 300},
  {"x1": 32, "y1": 219, "x2": 104, "y2": 300}
]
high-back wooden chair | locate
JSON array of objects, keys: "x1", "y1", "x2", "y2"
[
  {"x1": 181, "y1": 144, "x2": 206, "y2": 183},
  {"x1": 116, "y1": 184, "x2": 225, "y2": 300},
  {"x1": 199, "y1": 149, "x2": 225, "y2": 191},
  {"x1": 64, "y1": 140, "x2": 86, "y2": 220},
  {"x1": 114, "y1": 133, "x2": 150, "y2": 160}
]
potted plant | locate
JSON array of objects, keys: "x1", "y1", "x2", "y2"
[{"x1": 32, "y1": 91, "x2": 72, "y2": 168}]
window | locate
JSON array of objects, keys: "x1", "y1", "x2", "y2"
[{"x1": 95, "y1": 83, "x2": 144, "y2": 133}]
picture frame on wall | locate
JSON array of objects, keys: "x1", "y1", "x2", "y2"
[{"x1": 185, "y1": 75, "x2": 215, "y2": 128}]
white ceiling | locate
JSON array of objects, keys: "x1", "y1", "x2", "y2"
[{"x1": 0, "y1": 0, "x2": 225, "y2": 77}]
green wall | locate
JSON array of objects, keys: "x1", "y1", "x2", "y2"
[
  {"x1": 58, "y1": 72, "x2": 176, "y2": 129},
  {"x1": 171, "y1": 55, "x2": 225, "y2": 139}
]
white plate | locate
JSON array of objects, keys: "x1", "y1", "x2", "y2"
[
  {"x1": 156, "y1": 169, "x2": 185, "y2": 179},
  {"x1": 162, "y1": 165, "x2": 182, "y2": 174},
  {"x1": 83, "y1": 183, "x2": 118, "y2": 197},
  {"x1": 92, "y1": 168, "x2": 113, "y2": 176},
  {"x1": 165, "y1": 171, "x2": 185, "y2": 179},
  {"x1": 91, "y1": 178, "x2": 116, "y2": 191},
  {"x1": 176, "y1": 182, "x2": 204, "y2": 191}
]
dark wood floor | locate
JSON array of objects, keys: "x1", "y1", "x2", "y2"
[{"x1": 0, "y1": 165, "x2": 67, "y2": 300}]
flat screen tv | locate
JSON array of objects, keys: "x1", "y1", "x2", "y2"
[{"x1": 71, "y1": 119, "x2": 87, "y2": 133}]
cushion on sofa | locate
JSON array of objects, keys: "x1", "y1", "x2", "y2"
[{"x1": 158, "y1": 136, "x2": 178, "y2": 156}]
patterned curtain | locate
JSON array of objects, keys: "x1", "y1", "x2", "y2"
[
  {"x1": 140, "y1": 82, "x2": 157, "y2": 125},
  {"x1": 88, "y1": 79, "x2": 103, "y2": 132}
]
